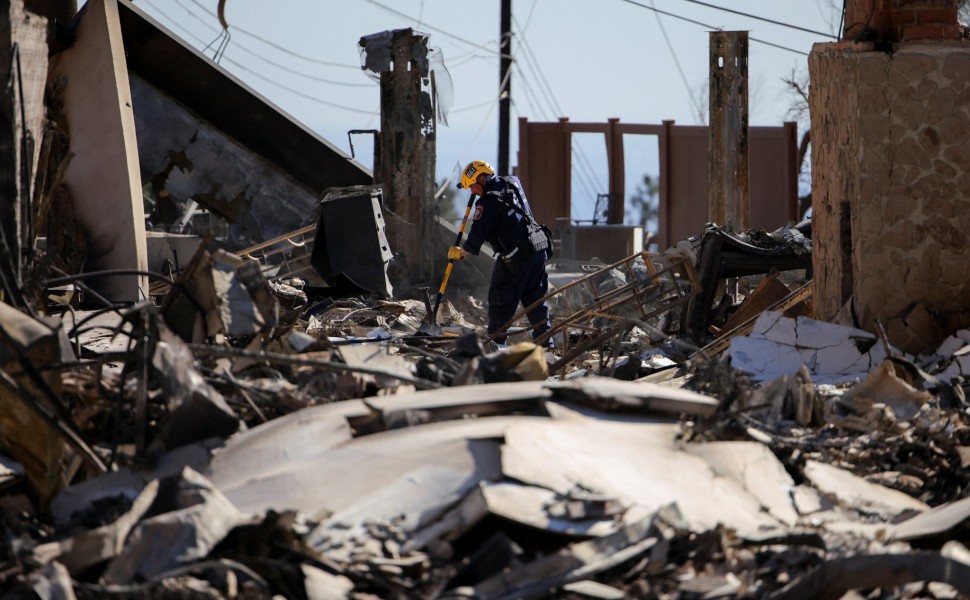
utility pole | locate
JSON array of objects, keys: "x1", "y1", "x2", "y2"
[
  {"x1": 498, "y1": 0, "x2": 511, "y2": 175},
  {"x1": 708, "y1": 30, "x2": 749, "y2": 232},
  {"x1": 361, "y1": 29, "x2": 437, "y2": 284}
]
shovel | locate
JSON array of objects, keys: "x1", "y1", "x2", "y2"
[{"x1": 417, "y1": 193, "x2": 476, "y2": 336}]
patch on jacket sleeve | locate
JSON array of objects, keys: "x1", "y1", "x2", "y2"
[{"x1": 473, "y1": 204, "x2": 484, "y2": 220}]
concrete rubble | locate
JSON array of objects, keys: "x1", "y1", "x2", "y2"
[
  {"x1": 2, "y1": 2, "x2": 970, "y2": 600},
  {"x1": 4, "y1": 214, "x2": 970, "y2": 599}
]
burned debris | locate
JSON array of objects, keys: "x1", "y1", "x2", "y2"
[
  {"x1": 8, "y1": 197, "x2": 970, "y2": 599},
  {"x1": 2, "y1": 1, "x2": 970, "y2": 599}
]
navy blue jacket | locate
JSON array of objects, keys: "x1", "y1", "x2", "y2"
[{"x1": 462, "y1": 175, "x2": 539, "y2": 260}]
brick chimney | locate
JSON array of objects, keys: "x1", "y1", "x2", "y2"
[
  {"x1": 892, "y1": 0, "x2": 961, "y2": 41},
  {"x1": 844, "y1": 0, "x2": 961, "y2": 41}
]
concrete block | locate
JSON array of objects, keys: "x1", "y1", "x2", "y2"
[{"x1": 729, "y1": 336, "x2": 806, "y2": 381}]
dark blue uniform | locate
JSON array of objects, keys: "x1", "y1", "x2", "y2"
[{"x1": 461, "y1": 175, "x2": 552, "y2": 344}]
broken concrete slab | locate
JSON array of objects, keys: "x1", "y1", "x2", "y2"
[
  {"x1": 33, "y1": 479, "x2": 160, "y2": 575},
  {"x1": 770, "y1": 553, "x2": 970, "y2": 599},
  {"x1": 730, "y1": 311, "x2": 893, "y2": 384},
  {"x1": 546, "y1": 378, "x2": 718, "y2": 417},
  {"x1": 50, "y1": 442, "x2": 213, "y2": 527},
  {"x1": 404, "y1": 482, "x2": 490, "y2": 556},
  {"x1": 362, "y1": 380, "x2": 550, "y2": 430},
  {"x1": 161, "y1": 245, "x2": 279, "y2": 342},
  {"x1": 359, "y1": 376, "x2": 718, "y2": 432},
  {"x1": 561, "y1": 580, "x2": 627, "y2": 600},
  {"x1": 205, "y1": 399, "x2": 367, "y2": 492},
  {"x1": 791, "y1": 484, "x2": 828, "y2": 516},
  {"x1": 301, "y1": 563, "x2": 355, "y2": 600},
  {"x1": 101, "y1": 467, "x2": 250, "y2": 585},
  {"x1": 208, "y1": 415, "x2": 515, "y2": 550},
  {"x1": 149, "y1": 324, "x2": 241, "y2": 452},
  {"x1": 802, "y1": 460, "x2": 928, "y2": 517},
  {"x1": 889, "y1": 495, "x2": 970, "y2": 542},
  {"x1": 685, "y1": 441, "x2": 800, "y2": 527},
  {"x1": 297, "y1": 424, "x2": 506, "y2": 562},
  {"x1": 479, "y1": 481, "x2": 623, "y2": 538},
  {"x1": 500, "y1": 417, "x2": 786, "y2": 537}
]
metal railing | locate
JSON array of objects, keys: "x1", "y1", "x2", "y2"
[{"x1": 487, "y1": 250, "x2": 699, "y2": 375}]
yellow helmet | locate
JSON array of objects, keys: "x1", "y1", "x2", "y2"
[{"x1": 458, "y1": 160, "x2": 494, "y2": 189}]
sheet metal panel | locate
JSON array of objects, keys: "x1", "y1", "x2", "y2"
[{"x1": 518, "y1": 119, "x2": 798, "y2": 252}]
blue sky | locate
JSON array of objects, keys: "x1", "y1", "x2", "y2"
[{"x1": 124, "y1": 0, "x2": 840, "y2": 224}]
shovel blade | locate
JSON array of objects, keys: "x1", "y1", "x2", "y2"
[
  {"x1": 416, "y1": 320, "x2": 442, "y2": 336},
  {"x1": 416, "y1": 288, "x2": 443, "y2": 336}
]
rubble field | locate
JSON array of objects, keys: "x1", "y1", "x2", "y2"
[{"x1": 2, "y1": 225, "x2": 970, "y2": 600}]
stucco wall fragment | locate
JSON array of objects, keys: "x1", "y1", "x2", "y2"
[
  {"x1": 811, "y1": 42, "x2": 970, "y2": 352},
  {"x1": 130, "y1": 75, "x2": 320, "y2": 249}
]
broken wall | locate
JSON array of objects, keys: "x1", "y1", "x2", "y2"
[
  {"x1": 46, "y1": 0, "x2": 148, "y2": 302},
  {"x1": 38, "y1": 0, "x2": 374, "y2": 301},
  {"x1": 810, "y1": 41, "x2": 970, "y2": 352},
  {"x1": 131, "y1": 75, "x2": 322, "y2": 248},
  {"x1": 0, "y1": 0, "x2": 59, "y2": 306}
]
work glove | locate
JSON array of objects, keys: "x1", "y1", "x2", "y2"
[{"x1": 447, "y1": 246, "x2": 464, "y2": 261}]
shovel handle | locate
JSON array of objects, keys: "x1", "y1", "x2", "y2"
[
  {"x1": 437, "y1": 260, "x2": 455, "y2": 295},
  {"x1": 454, "y1": 195, "x2": 475, "y2": 243},
  {"x1": 431, "y1": 194, "x2": 476, "y2": 320}
]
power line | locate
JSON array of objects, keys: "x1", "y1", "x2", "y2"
[
  {"x1": 510, "y1": 60, "x2": 600, "y2": 208},
  {"x1": 512, "y1": 62, "x2": 600, "y2": 206},
  {"x1": 511, "y1": 27, "x2": 602, "y2": 211},
  {"x1": 673, "y1": 0, "x2": 838, "y2": 39},
  {"x1": 521, "y1": 0, "x2": 541, "y2": 32},
  {"x1": 455, "y1": 68, "x2": 509, "y2": 172},
  {"x1": 446, "y1": 52, "x2": 496, "y2": 69},
  {"x1": 521, "y1": 35, "x2": 604, "y2": 207},
  {"x1": 648, "y1": 0, "x2": 704, "y2": 123},
  {"x1": 512, "y1": 62, "x2": 547, "y2": 119},
  {"x1": 186, "y1": 0, "x2": 361, "y2": 69},
  {"x1": 219, "y1": 55, "x2": 379, "y2": 115},
  {"x1": 450, "y1": 98, "x2": 501, "y2": 113},
  {"x1": 173, "y1": 0, "x2": 376, "y2": 87},
  {"x1": 361, "y1": 0, "x2": 507, "y2": 57},
  {"x1": 616, "y1": 0, "x2": 810, "y2": 56},
  {"x1": 141, "y1": 0, "x2": 380, "y2": 116},
  {"x1": 511, "y1": 48, "x2": 599, "y2": 203}
]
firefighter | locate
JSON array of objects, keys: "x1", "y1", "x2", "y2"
[{"x1": 451, "y1": 160, "x2": 553, "y2": 346}]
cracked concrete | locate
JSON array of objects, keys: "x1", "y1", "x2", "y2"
[{"x1": 730, "y1": 311, "x2": 892, "y2": 384}]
